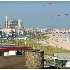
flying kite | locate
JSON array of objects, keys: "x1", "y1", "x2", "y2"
[
  {"x1": 65, "y1": 14, "x2": 68, "y2": 15},
  {"x1": 42, "y1": 5, "x2": 45, "y2": 6},
  {"x1": 49, "y1": 2, "x2": 52, "y2": 4},
  {"x1": 44, "y1": 5, "x2": 45, "y2": 6},
  {"x1": 58, "y1": 15, "x2": 61, "y2": 16}
]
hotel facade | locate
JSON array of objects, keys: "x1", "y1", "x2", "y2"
[{"x1": 48, "y1": 29, "x2": 70, "y2": 34}]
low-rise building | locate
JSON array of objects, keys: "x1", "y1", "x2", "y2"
[
  {"x1": 54, "y1": 53, "x2": 70, "y2": 68},
  {"x1": 17, "y1": 34, "x2": 28, "y2": 40},
  {"x1": 0, "y1": 47, "x2": 32, "y2": 56},
  {"x1": 48, "y1": 29, "x2": 70, "y2": 34}
]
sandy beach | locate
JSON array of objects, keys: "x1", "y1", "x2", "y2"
[{"x1": 38, "y1": 33, "x2": 70, "y2": 50}]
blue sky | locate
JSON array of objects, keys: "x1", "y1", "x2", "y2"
[{"x1": 0, "y1": 1, "x2": 70, "y2": 29}]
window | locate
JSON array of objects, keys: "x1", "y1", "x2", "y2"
[{"x1": 16, "y1": 50, "x2": 22, "y2": 55}]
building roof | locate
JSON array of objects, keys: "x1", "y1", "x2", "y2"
[
  {"x1": 17, "y1": 35, "x2": 27, "y2": 38},
  {"x1": 0, "y1": 47, "x2": 32, "y2": 52},
  {"x1": 54, "y1": 53, "x2": 70, "y2": 60}
]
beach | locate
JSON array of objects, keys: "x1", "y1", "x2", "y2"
[{"x1": 38, "y1": 33, "x2": 70, "y2": 50}]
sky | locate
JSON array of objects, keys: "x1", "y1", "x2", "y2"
[{"x1": 0, "y1": 1, "x2": 70, "y2": 29}]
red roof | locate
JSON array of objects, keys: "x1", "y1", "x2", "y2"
[
  {"x1": 0, "y1": 47, "x2": 32, "y2": 52},
  {"x1": 49, "y1": 2, "x2": 52, "y2": 4},
  {"x1": 0, "y1": 49, "x2": 9, "y2": 52}
]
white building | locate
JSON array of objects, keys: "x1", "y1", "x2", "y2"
[
  {"x1": 0, "y1": 28, "x2": 15, "y2": 35},
  {"x1": 36, "y1": 28, "x2": 47, "y2": 33},
  {"x1": 54, "y1": 53, "x2": 70, "y2": 68},
  {"x1": 4, "y1": 50, "x2": 16, "y2": 56},
  {"x1": 17, "y1": 34, "x2": 28, "y2": 40},
  {"x1": 48, "y1": 29, "x2": 70, "y2": 34}
]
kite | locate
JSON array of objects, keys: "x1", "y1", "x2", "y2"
[
  {"x1": 49, "y1": 2, "x2": 52, "y2": 4},
  {"x1": 58, "y1": 15, "x2": 61, "y2": 16},
  {"x1": 65, "y1": 14, "x2": 68, "y2": 15},
  {"x1": 42, "y1": 5, "x2": 45, "y2": 6}
]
